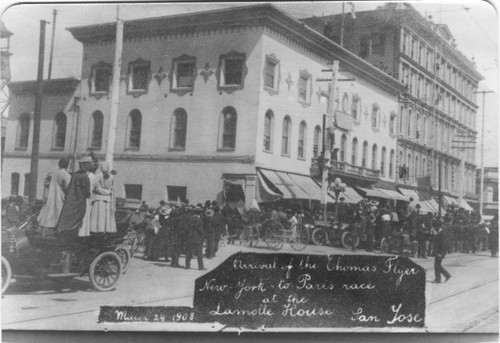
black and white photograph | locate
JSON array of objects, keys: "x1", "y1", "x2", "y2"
[{"x1": 0, "y1": 0, "x2": 498, "y2": 336}]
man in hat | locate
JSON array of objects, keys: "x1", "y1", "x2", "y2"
[
  {"x1": 5, "y1": 196, "x2": 21, "y2": 227},
  {"x1": 38, "y1": 158, "x2": 72, "y2": 237},
  {"x1": 433, "y1": 219, "x2": 451, "y2": 283},
  {"x1": 56, "y1": 156, "x2": 92, "y2": 241},
  {"x1": 185, "y1": 206, "x2": 206, "y2": 270}
]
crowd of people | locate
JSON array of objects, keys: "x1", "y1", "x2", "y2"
[{"x1": 3, "y1": 154, "x2": 499, "y2": 275}]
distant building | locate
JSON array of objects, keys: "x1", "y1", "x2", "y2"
[
  {"x1": 1, "y1": 20, "x2": 13, "y2": 166},
  {"x1": 2, "y1": 4, "x2": 405, "y2": 207},
  {"x1": 2, "y1": 78, "x2": 80, "y2": 197},
  {"x1": 303, "y1": 2, "x2": 483, "y2": 211},
  {"x1": 477, "y1": 167, "x2": 498, "y2": 219}
]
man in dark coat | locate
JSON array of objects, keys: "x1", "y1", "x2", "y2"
[
  {"x1": 211, "y1": 206, "x2": 225, "y2": 256},
  {"x1": 170, "y1": 207, "x2": 183, "y2": 267},
  {"x1": 56, "y1": 156, "x2": 92, "y2": 241},
  {"x1": 185, "y1": 206, "x2": 206, "y2": 270},
  {"x1": 433, "y1": 219, "x2": 451, "y2": 283}
]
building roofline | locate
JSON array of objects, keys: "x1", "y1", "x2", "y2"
[
  {"x1": 8, "y1": 77, "x2": 80, "y2": 94},
  {"x1": 67, "y1": 4, "x2": 404, "y2": 95}
]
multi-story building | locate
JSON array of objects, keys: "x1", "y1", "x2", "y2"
[
  {"x1": 1, "y1": 20, "x2": 13, "y2": 165},
  {"x1": 2, "y1": 4, "x2": 404, "y2": 207},
  {"x1": 303, "y1": 2, "x2": 483, "y2": 211},
  {"x1": 477, "y1": 167, "x2": 498, "y2": 219}
]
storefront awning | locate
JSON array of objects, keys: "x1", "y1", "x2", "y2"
[
  {"x1": 256, "y1": 172, "x2": 282, "y2": 203},
  {"x1": 398, "y1": 187, "x2": 420, "y2": 201},
  {"x1": 377, "y1": 189, "x2": 409, "y2": 202},
  {"x1": 442, "y1": 195, "x2": 459, "y2": 207},
  {"x1": 419, "y1": 200, "x2": 436, "y2": 215},
  {"x1": 458, "y1": 199, "x2": 474, "y2": 212},
  {"x1": 328, "y1": 186, "x2": 364, "y2": 204},
  {"x1": 259, "y1": 169, "x2": 327, "y2": 201},
  {"x1": 356, "y1": 187, "x2": 388, "y2": 199}
]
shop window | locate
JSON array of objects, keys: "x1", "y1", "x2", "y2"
[{"x1": 167, "y1": 186, "x2": 187, "y2": 202}]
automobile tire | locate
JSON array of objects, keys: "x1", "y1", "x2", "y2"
[
  {"x1": 341, "y1": 231, "x2": 359, "y2": 250},
  {"x1": 311, "y1": 228, "x2": 328, "y2": 246},
  {"x1": 89, "y1": 251, "x2": 122, "y2": 292},
  {"x1": 1, "y1": 256, "x2": 12, "y2": 294},
  {"x1": 115, "y1": 247, "x2": 131, "y2": 273}
]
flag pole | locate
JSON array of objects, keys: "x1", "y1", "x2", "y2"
[
  {"x1": 105, "y1": 5, "x2": 123, "y2": 170},
  {"x1": 340, "y1": 2, "x2": 345, "y2": 47}
]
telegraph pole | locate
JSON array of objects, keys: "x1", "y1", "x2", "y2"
[
  {"x1": 318, "y1": 60, "x2": 338, "y2": 219},
  {"x1": 29, "y1": 20, "x2": 48, "y2": 205},
  {"x1": 474, "y1": 90, "x2": 493, "y2": 219},
  {"x1": 105, "y1": 5, "x2": 123, "y2": 169},
  {"x1": 48, "y1": 9, "x2": 57, "y2": 80}
]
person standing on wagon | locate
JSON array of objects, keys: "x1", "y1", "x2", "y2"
[
  {"x1": 38, "y1": 157, "x2": 71, "y2": 238},
  {"x1": 89, "y1": 161, "x2": 117, "y2": 235},
  {"x1": 56, "y1": 156, "x2": 92, "y2": 243}
]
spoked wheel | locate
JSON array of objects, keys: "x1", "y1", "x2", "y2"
[
  {"x1": 263, "y1": 221, "x2": 285, "y2": 250},
  {"x1": 115, "y1": 247, "x2": 131, "y2": 273},
  {"x1": 341, "y1": 231, "x2": 359, "y2": 250},
  {"x1": 89, "y1": 251, "x2": 122, "y2": 291},
  {"x1": 290, "y1": 224, "x2": 309, "y2": 251},
  {"x1": 127, "y1": 231, "x2": 146, "y2": 258},
  {"x1": 380, "y1": 237, "x2": 390, "y2": 253},
  {"x1": 2, "y1": 256, "x2": 12, "y2": 294},
  {"x1": 240, "y1": 226, "x2": 255, "y2": 247},
  {"x1": 311, "y1": 228, "x2": 329, "y2": 246}
]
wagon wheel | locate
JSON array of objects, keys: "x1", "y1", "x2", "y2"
[
  {"x1": 240, "y1": 226, "x2": 254, "y2": 247},
  {"x1": 264, "y1": 221, "x2": 285, "y2": 250},
  {"x1": 311, "y1": 228, "x2": 329, "y2": 246},
  {"x1": 380, "y1": 237, "x2": 390, "y2": 253},
  {"x1": 290, "y1": 224, "x2": 309, "y2": 251},
  {"x1": 341, "y1": 231, "x2": 359, "y2": 250},
  {"x1": 2, "y1": 256, "x2": 12, "y2": 294},
  {"x1": 89, "y1": 251, "x2": 122, "y2": 291},
  {"x1": 115, "y1": 246, "x2": 131, "y2": 273}
]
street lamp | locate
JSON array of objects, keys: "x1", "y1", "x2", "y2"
[{"x1": 331, "y1": 177, "x2": 346, "y2": 220}]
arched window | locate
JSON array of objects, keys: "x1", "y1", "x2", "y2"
[
  {"x1": 415, "y1": 155, "x2": 419, "y2": 178},
  {"x1": 351, "y1": 138, "x2": 358, "y2": 165},
  {"x1": 220, "y1": 107, "x2": 237, "y2": 149},
  {"x1": 422, "y1": 116, "x2": 427, "y2": 144},
  {"x1": 281, "y1": 116, "x2": 291, "y2": 156},
  {"x1": 407, "y1": 109, "x2": 412, "y2": 137},
  {"x1": 89, "y1": 111, "x2": 103, "y2": 148},
  {"x1": 407, "y1": 153, "x2": 412, "y2": 179},
  {"x1": 10, "y1": 172, "x2": 20, "y2": 195},
  {"x1": 399, "y1": 106, "x2": 405, "y2": 134},
  {"x1": 24, "y1": 173, "x2": 31, "y2": 196},
  {"x1": 340, "y1": 134, "x2": 347, "y2": 162},
  {"x1": 313, "y1": 125, "x2": 321, "y2": 157},
  {"x1": 172, "y1": 108, "x2": 187, "y2": 149},
  {"x1": 17, "y1": 113, "x2": 30, "y2": 149},
  {"x1": 371, "y1": 144, "x2": 378, "y2": 170},
  {"x1": 362, "y1": 141, "x2": 368, "y2": 168},
  {"x1": 263, "y1": 110, "x2": 274, "y2": 152},
  {"x1": 416, "y1": 112, "x2": 420, "y2": 140},
  {"x1": 389, "y1": 150, "x2": 395, "y2": 178},
  {"x1": 127, "y1": 109, "x2": 142, "y2": 149},
  {"x1": 381, "y1": 147, "x2": 386, "y2": 176},
  {"x1": 53, "y1": 112, "x2": 67, "y2": 149},
  {"x1": 298, "y1": 121, "x2": 307, "y2": 159}
]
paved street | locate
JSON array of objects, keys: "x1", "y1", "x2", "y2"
[{"x1": 2, "y1": 242, "x2": 498, "y2": 333}]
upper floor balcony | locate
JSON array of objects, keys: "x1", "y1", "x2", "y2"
[{"x1": 310, "y1": 157, "x2": 381, "y2": 180}]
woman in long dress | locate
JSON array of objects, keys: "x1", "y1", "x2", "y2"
[
  {"x1": 89, "y1": 161, "x2": 117, "y2": 234},
  {"x1": 78, "y1": 162, "x2": 98, "y2": 237}
]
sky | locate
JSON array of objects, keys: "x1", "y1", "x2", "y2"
[{"x1": 1, "y1": 0, "x2": 498, "y2": 166}]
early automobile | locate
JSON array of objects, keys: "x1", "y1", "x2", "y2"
[{"x1": 1, "y1": 212, "x2": 125, "y2": 294}]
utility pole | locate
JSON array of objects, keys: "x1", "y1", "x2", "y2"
[
  {"x1": 29, "y1": 20, "x2": 48, "y2": 205},
  {"x1": 48, "y1": 9, "x2": 57, "y2": 80},
  {"x1": 105, "y1": 5, "x2": 123, "y2": 170},
  {"x1": 319, "y1": 60, "x2": 338, "y2": 220},
  {"x1": 438, "y1": 158, "x2": 442, "y2": 217},
  {"x1": 340, "y1": 2, "x2": 345, "y2": 47},
  {"x1": 474, "y1": 90, "x2": 493, "y2": 219}
]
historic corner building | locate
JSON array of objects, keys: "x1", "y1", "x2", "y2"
[
  {"x1": 3, "y1": 4, "x2": 407, "y2": 207},
  {"x1": 303, "y1": 2, "x2": 482, "y2": 211}
]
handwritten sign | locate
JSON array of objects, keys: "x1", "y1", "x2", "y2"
[{"x1": 99, "y1": 252, "x2": 425, "y2": 329}]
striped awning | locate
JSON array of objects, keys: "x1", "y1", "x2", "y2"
[
  {"x1": 328, "y1": 186, "x2": 364, "y2": 204},
  {"x1": 398, "y1": 188, "x2": 420, "y2": 201},
  {"x1": 357, "y1": 187, "x2": 389, "y2": 199},
  {"x1": 259, "y1": 169, "x2": 329, "y2": 201},
  {"x1": 377, "y1": 189, "x2": 409, "y2": 202}
]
